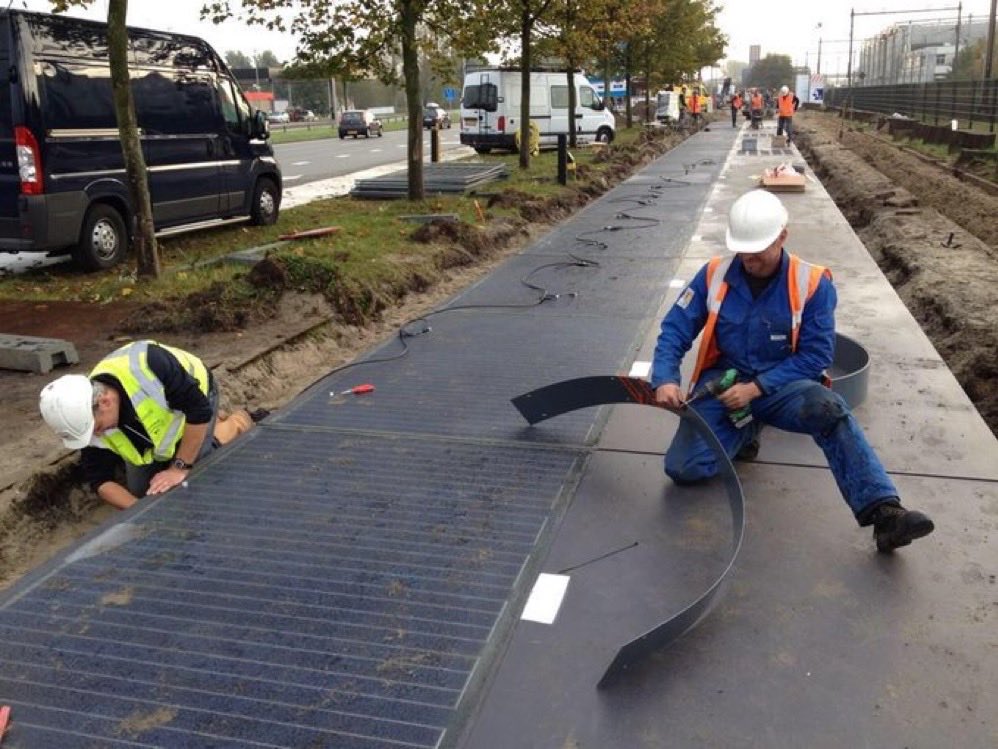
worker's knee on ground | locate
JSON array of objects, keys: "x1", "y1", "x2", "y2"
[
  {"x1": 664, "y1": 453, "x2": 715, "y2": 485},
  {"x1": 798, "y1": 385, "x2": 849, "y2": 434}
]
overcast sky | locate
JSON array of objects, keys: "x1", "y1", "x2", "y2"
[{"x1": 16, "y1": 0, "x2": 998, "y2": 79}]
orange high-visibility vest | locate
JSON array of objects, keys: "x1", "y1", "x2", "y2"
[
  {"x1": 751, "y1": 93, "x2": 763, "y2": 110},
  {"x1": 732, "y1": 95, "x2": 743, "y2": 109},
  {"x1": 688, "y1": 93, "x2": 701, "y2": 114},
  {"x1": 687, "y1": 254, "x2": 832, "y2": 396},
  {"x1": 778, "y1": 93, "x2": 795, "y2": 117}
]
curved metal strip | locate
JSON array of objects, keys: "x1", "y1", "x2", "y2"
[
  {"x1": 831, "y1": 332, "x2": 870, "y2": 409},
  {"x1": 511, "y1": 376, "x2": 744, "y2": 688}
]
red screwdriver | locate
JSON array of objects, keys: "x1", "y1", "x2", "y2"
[{"x1": 334, "y1": 383, "x2": 375, "y2": 396}]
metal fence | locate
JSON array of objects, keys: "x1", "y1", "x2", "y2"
[{"x1": 826, "y1": 79, "x2": 998, "y2": 133}]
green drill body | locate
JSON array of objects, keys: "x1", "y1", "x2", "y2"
[{"x1": 687, "y1": 368, "x2": 753, "y2": 428}]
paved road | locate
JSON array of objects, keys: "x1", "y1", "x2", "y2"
[
  {"x1": 274, "y1": 127, "x2": 465, "y2": 187},
  {"x1": 0, "y1": 129, "x2": 471, "y2": 275}
]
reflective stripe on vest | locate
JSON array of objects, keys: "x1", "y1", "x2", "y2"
[
  {"x1": 778, "y1": 94, "x2": 795, "y2": 117},
  {"x1": 687, "y1": 254, "x2": 831, "y2": 396},
  {"x1": 90, "y1": 340, "x2": 209, "y2": 464}
]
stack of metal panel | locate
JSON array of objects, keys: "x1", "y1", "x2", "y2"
[{"x1": 351, "y1": 163, "x2": 509, "y2": 199}]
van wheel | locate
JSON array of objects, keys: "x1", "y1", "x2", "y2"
[
  {"x1": 250, "y1": 178, "x2": 279, "y2": 226},
  {"x1": 473, "y1": 146, "x2": 492, "y2": 154},
  {"x1": 596, "y1": 127, "x2": 614, "y2": 144},
  {"x1": 73, "y1": 204, "x2": 127, "y2": 271}
]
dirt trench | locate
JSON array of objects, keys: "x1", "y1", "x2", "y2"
[{"x1": 794, "y1": 110, "x2": 998, "y2": 437}]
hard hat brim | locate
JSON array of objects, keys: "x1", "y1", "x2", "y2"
[
  {"x1": 61, "y1": 420, "x2": 94, "y2": 450},
  {"x1": 725, "y1": 224, "x2": 783, "y2": 254}
]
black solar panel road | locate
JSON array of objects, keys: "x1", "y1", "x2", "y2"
[{"x1": 0, "y1": 130, "x2": 731, "y2": 747}]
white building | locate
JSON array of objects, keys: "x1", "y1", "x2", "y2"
[{"x1": 857, "y1": 19, "x2": 989, "y2": 85}]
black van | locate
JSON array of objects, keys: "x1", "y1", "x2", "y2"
[{"x1": 0, "y1": 10, "x2": 282, "y2": 270}]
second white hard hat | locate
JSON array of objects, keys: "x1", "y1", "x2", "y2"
[
  {"x1": 780, "y1": 85, "x2": 790, "y2": 96},
  {"x1": 39, "y1": 374, "x2": 95, "y2": 449},
  {"x1": 725, "y1": 190, "x2": 789, "y2": 254}
]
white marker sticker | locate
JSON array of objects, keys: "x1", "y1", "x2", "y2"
[
  {"x1": 521, "y1": 573, "x2": 570, "y2": 624},
  {"x1": 668, "y1": 278, "x2": 686, "y2": 289},
  {"x1": 629, "y1": 361, "x2": 652, "y2": 378}
]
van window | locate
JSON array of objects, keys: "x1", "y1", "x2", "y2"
[
  {"x1": 551, "y1": 85, "x2": 569, "y2": 109},
  {"x1": 218, "y1": 77, "x2": 239, "y2": 132},
  {"x1": 132, "y1": 33, "x2": 214, "y2": 71},
  {"x1": 462, "y1": 82, "x2": 498, "y2": 112},
  {"x1": 24, "y1": 14, "x2": 108, "y2": 61},
  {"x1": 580, "y1": 86, "x2": 596, "y2": 108},
  {"x1": 40, "y1": 62, "x2": 116, "y2": 130},
  {"x1": 134, "y1": 72, "x2": 218, "y2": 135}
]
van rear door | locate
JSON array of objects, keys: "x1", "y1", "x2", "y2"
[
  {"x1": 461, "y1": 71, "x2": 497, "y2": 139},
  {"x1": 0, "y1": 17, "x2": 20, "y2": 243}
]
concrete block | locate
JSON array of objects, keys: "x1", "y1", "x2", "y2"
[{"x1": 0, "y1": 334, "x2": 79, "y2": 374}]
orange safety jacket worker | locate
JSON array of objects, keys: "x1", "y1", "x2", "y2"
[
  {"x1": 688, "y1": 92, "x2": 702, "y2": 114},
  {"x1": 778, "y1": 93, "x2": 795, "y2": 117},
  {"x1": 687, "y1": 253, "x2": 832, "y2": 395},
  {"x1": 751, "y1": 93, "x2": 763, "y2": 110},
  {"x1": 732, "y1": 95, "x2": 743, "y2": 109}
]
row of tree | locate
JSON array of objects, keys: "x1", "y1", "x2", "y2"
[
  {"x1": 50, "y1": 0, "x2": 726, "y2": 277},
  {"x1": 204, "y1": 0, "x2": 725, "y2": 190}
]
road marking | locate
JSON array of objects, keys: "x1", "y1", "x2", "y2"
[
  {"x1": 521, "y1": 573, "x2": 570, "y2": 624},
  {"x1": 284, "y1": 175, "x2": 302, "y2": 181},
  {"x1": 396, "y1": 144, "x2": 407, "y2": 148},
  {"x1": 336, "y1": 154, "x2": 351, "y2": 158},
  {"x1": 369, "y1": 148, "x2": 382, "y2": 153},
  {"x1": 291, "y1": 161, "x2": 310, "y2": 166}
]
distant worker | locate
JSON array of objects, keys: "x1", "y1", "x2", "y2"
[
  {"x1": 777, "y1": 85, "x2": 799, "y2": 142},
  {"x1": 688, "y1": 86, "x2": 702, "y2": 128},
  {"x1": 678, "y1": 86, "x2": 688, "y2": 124},
  {"x1": 652, "y1": 190, "x2": 935, "y2": 553},
  {"x1": 750, "y1": 88, "x2": 764, "y2": 130},
  {"x1": 39, "y1": 340, "x2": 257, "y2": 510},
  {"x1": 730, "y1": 91, "x2": 743, "y2": 128}
]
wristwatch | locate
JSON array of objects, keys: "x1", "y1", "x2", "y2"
[{"x1": 172, "y1": 457, "x2": 193, "y2": 471}]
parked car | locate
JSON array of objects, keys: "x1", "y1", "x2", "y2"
[
  {"x1": 0, "y1": 9, "x2": 282, "y2": 271},
  {"x1": 267, "y1": 110, "x2": 290, "y2": 124},
  {"x1": 338, "y1": 110, "x2": 383, "y2": 138},
  {"x1": 423, "y1": 103, "x2": 451, "y2": 129},
  {"x1": 288, "y1": 107, "x2": 317, "y2": 122}
]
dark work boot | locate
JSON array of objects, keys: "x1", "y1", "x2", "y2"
[
  {"x1": 870, "y1": 503, "x2": 934, "y2": 553},
  {"x1": 735, "y1": 439, "x2": 760, "y2": 461}
]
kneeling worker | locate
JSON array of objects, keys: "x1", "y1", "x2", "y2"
[
  {"x1": 39, "y1": 340, "x2": 253, "y2": 509},
  {"x1": 652, "y1": 190, "x2": 935, "y2": 552}
]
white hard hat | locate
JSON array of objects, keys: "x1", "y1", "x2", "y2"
[
  {"x1": 39, "y1": 374, "x2": 95, "y2": 449},
  {"x1": 780, "y1": 85, "x2": 790, "y2": 96},
  {"x1": 725, "y1": 190, "x2": 789, "y2": 254}
]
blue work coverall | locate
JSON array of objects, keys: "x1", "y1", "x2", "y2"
[{"x1": 651, "y1": 250, "x2": 898, "y2": 524}]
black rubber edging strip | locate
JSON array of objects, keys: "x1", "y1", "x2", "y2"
[{"x1": 511, "y1": 376, "x2": 744, "y2": 688}]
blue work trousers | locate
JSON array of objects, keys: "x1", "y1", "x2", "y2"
[{"x1": 665, "y1": 376, "x2": 897, "y2": 523}]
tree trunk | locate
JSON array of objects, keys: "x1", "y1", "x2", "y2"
[
  {"x1": 401, "y1": 0, "x2": 423, "y2": 200},
  {"x1": 625, "y1": 44, "x2": 633, "y2": 129},
  {"x1": 107, "y1": 0, "x2": 158, "y2": 278},
  {"x1": 519, "y1": 11, "x2": 532, "y2": 170}
]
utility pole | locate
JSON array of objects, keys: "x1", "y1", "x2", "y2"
[
  {"x1": 954, "y1": 2, "x2": 963, "y2": 78},
  {"x1": 986, "y1": 0, "x2": 997, "y2": 79},
  {"x1": 818, "y1": 37, "x2": 823, "y2": 75},
  {"x1": 847, "y1": 8, "x2": 855, "y2": 86}
]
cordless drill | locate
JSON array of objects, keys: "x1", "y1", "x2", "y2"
[{"x1": 686, "y1": 368, "x2": 753, "y2": 428}]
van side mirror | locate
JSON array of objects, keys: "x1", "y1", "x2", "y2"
[
  {"x1": 253, "y1": 109, "x2": 270, "y2": 139},
  {"x1": 593, "y1": 97, "x2": 605, "y2": 111}
]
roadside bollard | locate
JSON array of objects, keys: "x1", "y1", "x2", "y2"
[
  {"x1": 431, "y1": 126, "x2": 440, "y2": 163},
  {"x1": 557, "y1": 134, "x2": 567, "y2": 185}
]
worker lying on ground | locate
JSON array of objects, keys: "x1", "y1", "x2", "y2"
[
  {"x1": 652, "y1": 189, "x2": 935, "y2": 553},
  {"x1": 39, "y1": 340, "x2": 257, "y2": 510}
]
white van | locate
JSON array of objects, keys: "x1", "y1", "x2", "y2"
[{"x1": 460, "y1": 68, "x2": 616, "y2": 154}]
